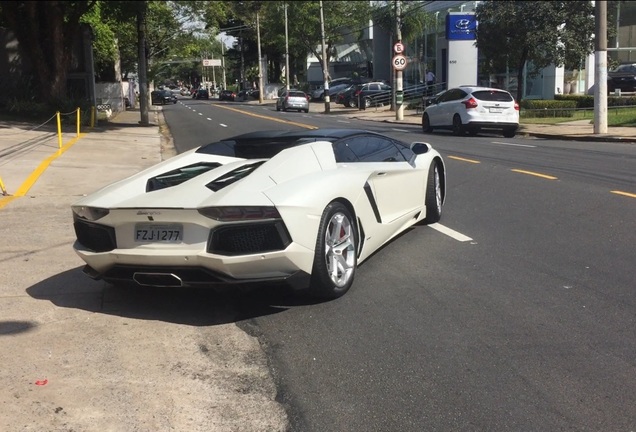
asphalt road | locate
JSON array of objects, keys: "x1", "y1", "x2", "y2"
[{"x1": 164, "y1": 96, "x2": 636, "y2": 431}]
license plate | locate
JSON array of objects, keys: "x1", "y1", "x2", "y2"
[
  {"x1": 489, "y1": 107, "x2": 503, "y2": 113},
  {"x1": 135, "y1": 224, "x2": 183, "y2": 242}
]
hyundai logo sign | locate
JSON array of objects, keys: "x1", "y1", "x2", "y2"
[
  {"x1": 446, "y1": 13, "x2": 477, "y2": 40},
  {"x1": 455, "y1": 19, "x2": 471, "y2": 30}
]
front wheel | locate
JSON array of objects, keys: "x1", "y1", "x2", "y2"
[
  {"x1": 452, "y1": 115, "x2": 465, "y2": 136},
  {"x1": 310, "y1": 202, "x2": 357, "y2": 299},
  {"x1": 347, "y1": 99, "x2": 356, "y2": 108},
  {"x1": 422, "y1": 114, "x2": 433, "y2": 133},
  {"x1": 424, "y1": 160, "x2": 443, "y2": 224},
  {"x1": 364, "y1": 97, "x2": 371, "y2": 108}
]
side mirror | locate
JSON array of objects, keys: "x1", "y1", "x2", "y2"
[{"x1": 410, "y1": 142, "x2": 431, "y2": 155}]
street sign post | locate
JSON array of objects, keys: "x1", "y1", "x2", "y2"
[
  {"x1": 392, "y1": 54, "x2": 407, "y2": 71},
  {"x1": 394, "y1": 42, "x2": 404, "y2": 54}
]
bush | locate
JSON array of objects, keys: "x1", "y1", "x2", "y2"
[
  {"x1": 554, "y1": 93, "x2": 636, "y2": 108},
  {"x1": 520, "y1": 99, "x2": 577, "y2": 118}
]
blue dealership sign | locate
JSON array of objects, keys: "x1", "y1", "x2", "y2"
[{"x1": 446, "y1": 13, "x2": 477, "y2": 41}]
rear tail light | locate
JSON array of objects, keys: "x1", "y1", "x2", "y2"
[
  {"x1": 198, "y1": 206, "x2": 281, "y2": 221},
  {"x1": 72, "y1": 206, "x2": 110, "y2": 221},
  {"x1": 462, "y1": 97, "x2": 478, "y2": 109},
  {"x1": 514, "y1": 101, "x2": 520, "y2": 110}
]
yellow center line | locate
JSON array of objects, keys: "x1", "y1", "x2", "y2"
[
  {"x1": 511, "y1": 169, "x2": 558, "y2": 180},
  {"x1": 448, "y1": 155, "x2": 481, "y2": 164},
  {"x1": 213, "y1": 104, "x2": 317, "y2": 129},
  {"x1": 611, "y1": 190, "x2": 636, "y2": 199}
]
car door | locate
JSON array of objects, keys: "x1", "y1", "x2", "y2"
[
  {"x1": 345, "y1": 135, "x2": 425, "y2": 224},
  {"x1": 426, "y1": 90, "x2": 450, "y2": 126}
]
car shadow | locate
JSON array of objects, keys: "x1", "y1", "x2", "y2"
[{"x1": 26, "y1": 266, "x2": 323, "y2": 327}]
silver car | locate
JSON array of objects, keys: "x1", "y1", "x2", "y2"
[{"x1": 276, "y1": 90, "x2": 309, "y2": 113}]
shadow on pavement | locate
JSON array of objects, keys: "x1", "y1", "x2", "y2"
[{"x1": 26, "y1": 266, "x2": 323, "y2": 326}]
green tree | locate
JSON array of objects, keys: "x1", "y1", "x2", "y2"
[
  {"x1": 371, "y1": 1, "x2": 434, "y2": 82},
  {"x1": 475, "y1": 0, "x2": 595, "y2": 102},
  {"x1": 215, "y1": 1, "x2": 372, "y2": 86},
  {"x1": 1, "y1": 0, "x2": 98, "y2": 103}
]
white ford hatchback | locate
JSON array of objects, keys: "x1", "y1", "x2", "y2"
[{"x1": 422, "y1": 86, "x2": 519, "y2": 137}]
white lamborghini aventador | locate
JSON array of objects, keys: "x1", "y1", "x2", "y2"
[{"x1": 71, "y1": 129, "x2": 446, "y2": 299}]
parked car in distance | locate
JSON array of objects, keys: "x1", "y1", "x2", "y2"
[
  {"x1": 276, "y1": 90, "x2": 310, "y2": 113},
  {"x1": 193, "y1": 89, "x2": 210, "y2": 100},
  {"x1": 421, "y1": 86, "x2": 519, "y2": 137},
  {"x1": 334, "y1": 84, "x2": 362, "y2": 108},
  {"x1": 607, "y1": 63, "x2": 636, "y2": 93},
  {"x1": 219, "y1": 89, "x2": 236, "y2": 101},
  {"x1": 356, "y1": 82, "x2": 392, "y2": 108},
  {"x1": 311, "y1": 81, "x2": 352, "y2": 101},
  {"x1": 151, "y1": 89, "x2": 178, "y2": 105}
]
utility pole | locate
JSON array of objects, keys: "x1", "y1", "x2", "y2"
[
  {"x1": 594, "y1": 0, "x2": 608, "y2": 134},
  {"x1": 221, "y1": 40, "x2": 227, "y2": 90},
  {"x1": 396, "y1": 0, "x2": 404, "y2": 121},
  {"x1": 320, "y1": 0, "x2": 330, "y2": 113},
  {"x1": 257, "y1": 9, "x2": 264, "y2": 103},
  {"x1": 137, "y1": 1, "x2": 149, "y2": 126},
  {"x1": 240, "y1": 29, "x2": 245, "y2": 91},
  {"x1": 285, "y1": 2, "x2": 290, "y2": 91}
]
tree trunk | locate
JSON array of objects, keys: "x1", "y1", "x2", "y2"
[
  {"x1": 2, "y1": 1, "x2": 91, "y2": 104},
  {"x1": 516, "y1": 47, "x2": 528, "y2": 103}
]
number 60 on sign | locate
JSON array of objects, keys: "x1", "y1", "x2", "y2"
[{"x1": 392, "y1": 54, "x2": 407, "y2": 71}]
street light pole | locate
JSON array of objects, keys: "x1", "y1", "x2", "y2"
[
  {"x1": 285, "y1": 2, "x2": 290, "y2": 91},
  {"x1": 221, "y1": 39, "x2": 227, "y2": 90},
  {"x1": 320, "y1": 0, "x2": 330, "y2": 113},
  {"x1": 257, "y1": 10, "x2": 264, "y2": 103},
  {"x1": 396, "y1": 0, "x2": 404, "y2": 121},
  {"x1": 594, "y1": 0, "x2": 608, "y2": 134}
]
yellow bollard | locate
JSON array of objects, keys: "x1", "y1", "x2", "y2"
[
  {"x1": 76, "y1": 107, "x2": 80, "y2": 137},
  {"x1": 56, "y1": 111, "x2": 63, "y2": 149},
  {"x1": 90, "y1": 106, "x2": 95, "y2": 128},
  {"x1": 0, "y1": 176, "x2": 7, "y2": 195}
]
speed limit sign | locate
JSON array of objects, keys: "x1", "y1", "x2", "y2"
[{"x1": 392, "y1": 54, "x2": 407, "y2": 71}]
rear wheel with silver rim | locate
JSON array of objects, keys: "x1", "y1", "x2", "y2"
[{"x1": 310, "y1": 202, "x2": 357, "y2": 299}]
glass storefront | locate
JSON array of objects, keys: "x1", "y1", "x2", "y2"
[{"x1": 409, "y1": 0, "x2": 636, "y2": 98}]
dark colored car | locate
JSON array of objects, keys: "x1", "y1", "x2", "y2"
[
  {"x1": 356, "y1": 82, "x2": 392, "y2": 108},
  {"x1": 334, "y1": 84, "x2": 362, "y2": 108},
  {"x1": 151, "y1": 89, "x2": 177, "y2": 105},
  {"x1": 607, "y1": 63, "x2": 636, "y2": 93},
  {"x1": 194, "y1": 89, "x2": 210, "y2": 100},
  {"x1": 219, "y1": 90, "x2": 236, "y2": 101}
]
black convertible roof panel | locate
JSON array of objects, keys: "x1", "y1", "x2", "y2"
[{"x1": 195, "y1": 129, "x2": 384, "y2": 159}]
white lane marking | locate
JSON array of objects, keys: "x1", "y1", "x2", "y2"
[
  {"x1": 428, "y1": 223, "x2": 473, "y2": 242},
  {"x1": 198, "y1": 113, "x2": 203, "y2": 116},
  {"x1": 220, "y1": 124, "x2": 228, "y2": 127},
  {"x1": 337, "y1": 120, "x2": 351, "y2": 123},
  {"x1": 392, "y1": 128, "x2": 409, "y2": 133},
  {"x1": 206, "y1": 118, "x2": 212, "y2": 121},
  {"x1": 491, "y1": 141, "x2": 536, "y2": 148}
]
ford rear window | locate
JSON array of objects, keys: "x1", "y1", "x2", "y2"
[{"x1": 472, "y1": 90, "x2": 513, "y2": 102}]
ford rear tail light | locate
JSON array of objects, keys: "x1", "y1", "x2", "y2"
[{"x1": 462, "y1": 97, "x2": 478, "y2": 109}]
